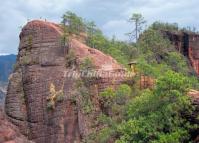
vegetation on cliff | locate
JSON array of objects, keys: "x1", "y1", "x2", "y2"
[{"x1": 60, "y1": 11, "x2": 199, "y2": 142}]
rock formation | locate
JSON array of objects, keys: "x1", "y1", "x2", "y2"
[
  {"x1": 5, "y1": 20, "x2": 127, "y2": 143},
  {"x1": 0, "y1": 107, "x2": 33, "y2": 143},
  {"x1": 163, "y1": 30, "x2": 199, "y2": 75}
]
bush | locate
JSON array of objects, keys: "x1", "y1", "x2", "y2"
[
  {"x1": 65, "y1": 50, "x2": 76, "y2": 68},
  {"x1": 100, "y1": 87, "x2": 116, "y2": 109},
  {"x1": 46, "y1": 83, "x2": 65, "y2": 110},
  {"x1": 77, "y1": 80, "x2": 93, "y2": 114},
  {"x1": 115, "y1": 71, "x2": 195, "y2": 143},
  {"x1": 115, "y1": 84, "x2": 132, "y2": 105},
  {"x1": 80, "y1": 57, "x2": 95, "y2": 71},
  {"x1": 164, "y1": 52, "x2": 189, "y2": 74}
]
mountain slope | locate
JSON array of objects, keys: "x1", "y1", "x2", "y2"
[{"x1": 0, "y1": 54, "x2": 16, "y2": 82}]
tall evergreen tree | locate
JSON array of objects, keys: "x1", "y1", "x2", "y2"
[{"x1": 128, "y1": 13, "x2": 146, "y2": 42}]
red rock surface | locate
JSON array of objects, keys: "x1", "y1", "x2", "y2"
[
  {"x1": 0, "y1": 107, "x2": 33, "y2": 143},
  {"x1": 4, "y1": 20, "x2": 126, "y2": 143}
]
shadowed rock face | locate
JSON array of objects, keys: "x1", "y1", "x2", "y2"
[
  {"x1": 0, "y1": 107, "x2": 33, "y2": 143},
  {"x1": 5, "y1": 20, "x2": 126, "y2": 143},
  {"x1": 188, "y1": 90, "x2": 199, "y2": 142}
]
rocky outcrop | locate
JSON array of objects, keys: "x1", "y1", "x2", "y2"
[
  {"x1": 0, "y1": 107, "x2": 33, "y2": 143},
  {"x1": 163, "y1": 31, "x2": 199, "y2": 75},
  {"x1": 5, "y1": 20, "x2": 127, "y2": 143}
]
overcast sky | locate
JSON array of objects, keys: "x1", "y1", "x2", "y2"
[{"x1": 0, "y1": 0, "x2": 199, "y2": 55}]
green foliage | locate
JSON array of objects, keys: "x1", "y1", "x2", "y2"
[
  {"x1": 128, "y1": 13, "x2": 146, "y2": 41},
  {"x1": 138, "y1": 28, "x2": 173, "y2": 63},
  {"x1": 61, "y1": 11, "x2": 132, "y2": 66},
  {"x1": 80, "y1": 57, "x2": 95, "y2": 71},
  {"x1": 61, "y1": 11, "x2": 85, "y2": 34},
  {"x1": 151, "y1": 21, "x2": 179, "y2": 31},
  {"x1": 164, "y1": 52, "x2": 189, "y2": 74},
  {"x1": 136, "y1": 27, "x2": 191, "y2": 77},
  {"x1": 76, "y1": 80, "x2": 93, "y2": 114},
  {"x1": 100, "y1": 87, "x2": 116, "y2": 109},
  {"x1": 116, "y1": 84, "x2": 132, "y2": 97},
  {"x1": 100, "y1": 84, "x2": 132, "y2": 106},
  {"x1": 115, "y1": 84, "x2": 132, "y2": 105},
  {"x1": 115, "y1": 71, "x2": 196, "y2": 143},
  {"x1": 96, "y1": 127, "x2": 115, "y2": 143},
  {"x1": 59, "y1": 12, "x2": 199, "y2": 142},
  {"x1": 156, "y1": 71, "x2": 191, "y2": 96},
  {"x1": 65, "y1": 50, "x2": 76, "y2": 68},
  {"x1": 100, "y1": 87, "x2": 116, "y2": 98}
]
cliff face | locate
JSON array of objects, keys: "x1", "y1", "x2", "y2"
[
  {"x1": 5, "y1": 20, "x2": 126, "y2": 143},
  {"x1": 163, "y1": 31, "x2": 199, "y2": 75}
]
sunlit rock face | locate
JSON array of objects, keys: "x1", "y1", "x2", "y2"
[{"x1": 5, "y1": 20, "x2": 126, "y2": 143}]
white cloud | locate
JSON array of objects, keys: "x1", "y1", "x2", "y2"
[
  {"x1": 102, "y1": 20, "x2": 131, "y2": 40},
  {"x1": 0, "y1": 0, "x2": 199, "y2": 54}
]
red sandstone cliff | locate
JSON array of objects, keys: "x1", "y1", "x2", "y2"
[
  {"x1": 163, "y1": 30, "x2": 199, "y2": 75},
  {"x1": 4, "y1": 20, "x2": 126, "y2": 143}
]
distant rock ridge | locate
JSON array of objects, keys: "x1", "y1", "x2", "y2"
[
  {"x1": 4, "y1": 20, "x2": 127, "y2": 143},
  {"x1": 0, "y1": 54, "x2": 16, "y2": 82}
]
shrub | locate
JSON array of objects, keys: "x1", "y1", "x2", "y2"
[
  {"x1": 115, "y1": 84, "x2": 132, "y2": 105},
  {"x1": 115, "y1": 71, "x2": 195, "y2": 143},
  {"x1": 164, "y1": 52, "x2": 189, "y2": 74},
  {"x1": 80, "y1": 57, "x2": 95, "y2": 71},
  {"x1": 100, "y1": 87, "x2": 116, "y2": 109},
  {"x1": 76, "y1": 80, "x2": 93, "y2": 114},
  {"x1": 46, "y1": 83, "x2": 65, "y2": 110},
  {"x1": 65, "y1": 50, "x2": 76, "y2": 68}
]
